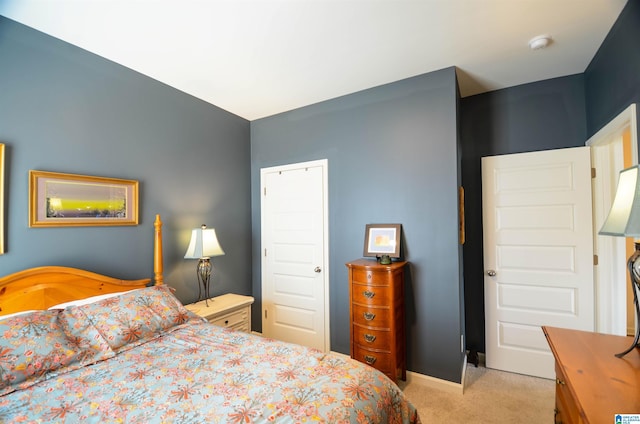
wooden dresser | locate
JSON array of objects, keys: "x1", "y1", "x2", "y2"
[
  {"x1": 543, "y1": 326, "x2": 640, "y2": 423},
  {"x1": 346, "y1": 259, "x2": 407, "y2": 383}
]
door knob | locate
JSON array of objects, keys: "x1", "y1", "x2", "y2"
[
  {"x1": 314, "y1": 267, "x2": 322, "y2": 273},
  {"x1": 486, "y1": 270, "x2": 496, "y2": 277}
]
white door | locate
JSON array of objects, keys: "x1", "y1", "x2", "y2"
[
  {"x1": 261, "y1": 159, "x2": 329, "y2": 351},
  {"x1": 482, "y1": 146, "x2": 594, "y2": 379}
]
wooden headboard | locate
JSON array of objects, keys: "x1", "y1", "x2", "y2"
[{"x1": 0, "y1": 214, "x2": 164, "y2": 316}]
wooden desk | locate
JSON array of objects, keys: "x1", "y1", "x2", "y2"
[{"x1": 543, "y1": 326, "x2": 640, "y2": 423}]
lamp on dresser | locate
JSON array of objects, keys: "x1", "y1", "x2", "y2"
[
  {"x1": 599, "y1": 164, "x2": 640, "y2": 358},
  {"x1": 184, "y1": 224, "x2": 225, "y2": 307}
]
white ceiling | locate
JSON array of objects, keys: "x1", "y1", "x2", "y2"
[{"x1": 0, "y1": 0, "x2": 628, "y2": 120}]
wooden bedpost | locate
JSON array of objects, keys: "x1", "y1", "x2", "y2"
[{"x1": 154, "y1": 214, "x2": 164, "y2": 285}]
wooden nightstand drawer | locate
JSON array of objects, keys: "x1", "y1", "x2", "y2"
[
  {"x1": 210, "y1": 308, "x2": 249, "y2": 331},
  {"x1": 185, "y1": 294, "x2": 254, "y2": 333}
]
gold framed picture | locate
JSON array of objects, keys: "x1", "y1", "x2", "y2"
[
  {"x1": 363, "y1": 223, "x2": 402, "y2": 258},
  {"x1": 29, "y1": 170, "x2": 139, "y2": 227}
]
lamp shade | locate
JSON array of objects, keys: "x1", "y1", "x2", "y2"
[
  {"x1": 184, "y1": 225, "x2": 225, "y2": 259},
  {"x1": 600, "y1": 165, "x2": 640, "y2": 237}
]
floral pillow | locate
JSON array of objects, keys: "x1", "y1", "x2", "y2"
[
  {"x1": 48, "y1": 290, "x2": 139, "y2": 309},
  {"x1": 62, "y1": 285, "x2": 198, "y2": 352},
  {"x1": 0, "y1": 310, "x2": 80, "y2": 396},
  {"x1": 57, "y1": 308, "x2": 115, "y2": 365}
]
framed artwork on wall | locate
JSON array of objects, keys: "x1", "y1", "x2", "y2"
[
  {"x1": 363, "y1": 223, "x2": 402, "y2": 258},
  {"x1": 459, "y1": 186, "x2": 465, "y2": 245},
  {"x1": 0, "y1": 143, "x2": 4, "y2": 254},
  {"x1": 29, "y1": 170, "x2": 139, "y2": 227}
]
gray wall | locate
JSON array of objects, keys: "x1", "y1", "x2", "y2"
[
  {"x1": 459, "y1": 0, "x2": 640, "y2": 354},
  {"x1": 459, "y1": 75, "x2": 588, "y2": 352},
  {"x1": 0, "y1": 17, "x2": 253, "y2": 303},
  {"x1": 585, "y1": 0, "x2": 640, "y2": 139},
  {"x1": 251, "y1": 68, "x2": 466, "y2": 383}
]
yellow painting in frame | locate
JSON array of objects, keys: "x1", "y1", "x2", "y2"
[
  {"x1": 0, "y1": 144, "x2": 4, "y2": 254},
  {"x1": 29, "y1": 170, "x2": 138, "y2": 227}
]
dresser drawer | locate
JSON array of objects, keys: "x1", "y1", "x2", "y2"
[
  {"x1": 351, "y1": 282, "x2": 392, "y2": 307},
  {"x1": 352, "y1": 304, "x2": 391, "y2": 328},
  {"x1": 353, "y1": 346, "x2": 393, "y2": 376},
  {"x1": 351, "y1": 269, "x2": 392, "y2": 286},
  {"x1": 555, "y1": 363, "x2": 579, "y2": 424},
  {"x1": 209, "y1": 307, "x2": 249, "y2": 330},
  {"x1": 353, "y1": 325, "x2": 391, "y2": 351}
]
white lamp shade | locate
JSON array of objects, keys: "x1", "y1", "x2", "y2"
[
  {"x1": 600, "y1": 165, "x2": 640, "y2": 237},
  {"x1": 184, "y1": 226, "x2": 225, "y2": 259}
]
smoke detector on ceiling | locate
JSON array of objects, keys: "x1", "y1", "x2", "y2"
[{"x1": 529, "y1": 35, "x2": 552, "y2": 50}]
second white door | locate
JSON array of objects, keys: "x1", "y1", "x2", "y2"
[
  {"x1": 482, "y1": 146, "x2": 594, "y2": 379},
  {"x1": 261, "y1": 160, "x2": 329, "y2": 351}
]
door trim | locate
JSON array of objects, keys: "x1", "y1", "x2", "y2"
[
  {"x1": 587, "y1": 103, "x2": 638, "y2": 335},
  {"x1": 259, "y1": 159, "x2": 330, "y2": 351}
]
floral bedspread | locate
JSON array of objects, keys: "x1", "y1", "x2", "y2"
[{"x1": 0, "y1": 286, "x2": 420, "y2": 423}]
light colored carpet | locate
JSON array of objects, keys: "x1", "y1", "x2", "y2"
[{"x1": 401, "y1": 365, "x2": 555, "y2": 423}]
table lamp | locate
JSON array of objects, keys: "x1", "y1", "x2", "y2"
[
  {"x1": 599, "y1": 164, "x2": 640, "y2": 357},
  {"x1": 184, "y1": 224, "x2": 225, "y2": 306}
]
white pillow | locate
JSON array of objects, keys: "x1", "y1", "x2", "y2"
[
  {"x1": 48, "y1": 289, "x2": 140, "y2": 310},
  {"x1": 0, "y1": 310, "x2": 38, "y2": 321}
]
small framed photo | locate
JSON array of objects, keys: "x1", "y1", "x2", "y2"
[
  {"x1": 363, "y1": 224, "x2": 402, "y2": 258},
  {"x1": 29, "y1": 170, "x2": 139, "y2": 227}
]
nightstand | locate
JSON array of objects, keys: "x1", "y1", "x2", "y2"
[{"x1": 185, "y1": 293, "x2": 254, "y2": 333}]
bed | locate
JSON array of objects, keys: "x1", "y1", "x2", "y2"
[{"x1": 0, "y1": 215, "x2": 421, "y2": 423}]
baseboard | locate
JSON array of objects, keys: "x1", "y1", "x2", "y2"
[
  {"x1": 330, "y1": 350, "x2": 466, "y2": 394},
  {"x1": 478, "y1": 351, "x2": 486, "y2": 366},
  {"x1": 460, "y1": 353, "x2": 468, "y2": 393},
  {"x1": 405, "y1": 368, "x2": 465, "y2": 394}
]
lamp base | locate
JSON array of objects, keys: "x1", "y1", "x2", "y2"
[
  {"x1": 196, "y1": 258, "x2": 212, "y2": 307},
  {"x1": 615, "y1": 242, "x2": 640, "y2": 358}
]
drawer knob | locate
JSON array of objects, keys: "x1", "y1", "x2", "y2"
[
  {"x1": 363, "y1": 290, "x2": 375, "y2": 299},
  {"x1": 364, "y1": 355, "x2": 377, "y2": 365},
  {"x1": 364, "y1": 334, "x2": 377, "y2": 343},
  {"x1": 225, "y1": 320, "x2": 229, "y2": 325},
  {"x1": 555, "y1": 378, "x2": 565, "y2": 386},
  {"x1": 363, "y1": 312, "x2": 376, "y2": 321}
]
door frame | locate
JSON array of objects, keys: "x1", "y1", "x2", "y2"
[
  {"x1": 587, "y1": 103, "x2": 638, "y2": 335},
  {"x1": 259, "y1": 159, "x2": 330, "y2": 351}
]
